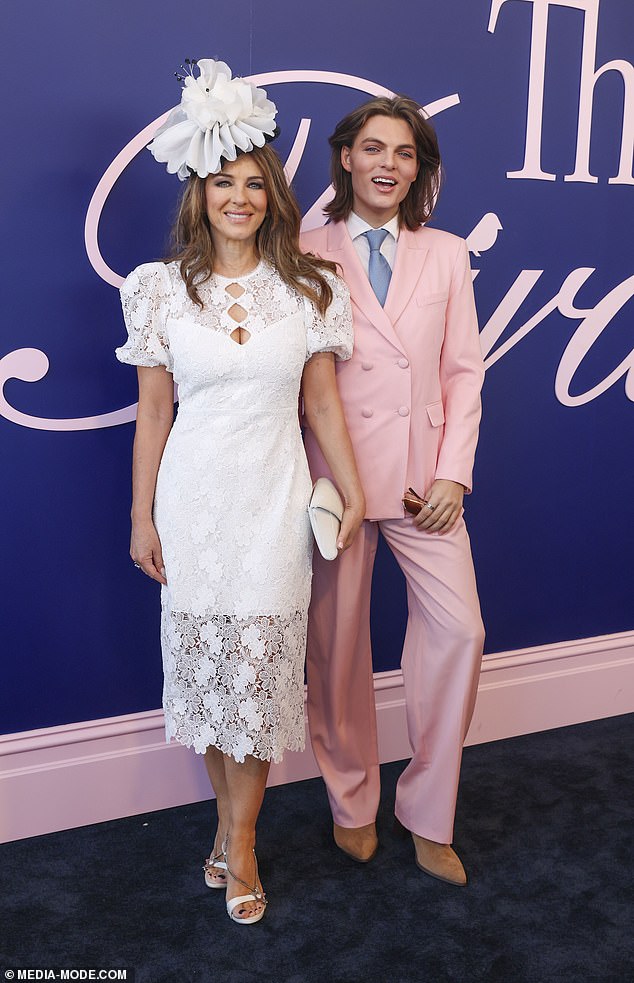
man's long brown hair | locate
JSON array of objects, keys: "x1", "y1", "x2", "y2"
[
  {"x1": 324, "y1": 96, "x2": 442, "y2": 229},
  {"x1": 166, "y1": 144, "x2": 337, "y2": 315}
]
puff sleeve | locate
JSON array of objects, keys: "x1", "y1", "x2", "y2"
[
  {"x1": 115, "y1": 263, "x2": 174, "y2": 371},
  {"x1": 304, "y1": 270, "x2": 354, "y2": 362}
]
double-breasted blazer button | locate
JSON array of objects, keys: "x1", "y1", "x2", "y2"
[
  {"x1": 398, "y1": 406, "x2": 410, "y2": 417},
  {"x1": 361, "y1": 361, "x2": 374, "y2": 371},
  {"x1": 361, "y1": 407, "x2": 374, "y2": 418},
  {"x1": 397, "y1": 358, "x2": 409, "y2": 369}
]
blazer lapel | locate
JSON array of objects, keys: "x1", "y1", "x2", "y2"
[
  {"x1": 326, "y1": 222, "x2": 406, "y2": 353},
  {"x1": 384, "y1": 227, "x2": 429, "y2": 325}
]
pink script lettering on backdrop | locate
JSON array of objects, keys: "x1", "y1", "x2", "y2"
[{"x1": 1, "y1": 51, "x2": 632, "y2": 430}]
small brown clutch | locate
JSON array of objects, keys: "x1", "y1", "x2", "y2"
[{"x1": 402, "y1": 487, "x2": 429, "y2": 515}]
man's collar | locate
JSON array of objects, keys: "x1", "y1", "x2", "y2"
[{"x1": 346, "y1": 211, "x2": 400, "y2": 241}]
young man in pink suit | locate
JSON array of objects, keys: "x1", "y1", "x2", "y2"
[{"x1": 300, "y1": 96, "x2": 485, "y2": 885}]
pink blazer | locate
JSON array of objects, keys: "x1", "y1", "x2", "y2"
[{"x1": 301, "y1": 221, "x2": 484, "y2": 520}]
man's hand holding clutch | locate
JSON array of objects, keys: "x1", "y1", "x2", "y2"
[{"x1": 404, "y1": 480, "x2": 464, "y2": 534}]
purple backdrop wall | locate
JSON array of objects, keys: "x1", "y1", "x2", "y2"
[{"x1": 2, "y1": 0, "x2": 632, "y2": 735}]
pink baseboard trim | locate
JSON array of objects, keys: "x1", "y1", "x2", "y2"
[{"x1": 2, "y1": 631, "x2": 633, "y2": 843}]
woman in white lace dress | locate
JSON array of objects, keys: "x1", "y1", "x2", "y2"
[{"x1": 115, "y1": 61, "x2": 364, "y2": 925}]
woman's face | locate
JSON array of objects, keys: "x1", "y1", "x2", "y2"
[{"x1": 204, "y1": 155, "x2": 268, "y2": 246}]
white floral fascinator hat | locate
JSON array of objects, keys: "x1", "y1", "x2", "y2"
[{"x1": 148, "y1": 59, "x2": 279, "y2": 180}]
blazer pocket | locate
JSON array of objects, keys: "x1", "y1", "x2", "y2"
[
  {"x1": 416, "y1": 291, "x2": 449, "y2": 307},
  {"x1": 426, "y1": 400, "x2": 445, "y2": 427}
]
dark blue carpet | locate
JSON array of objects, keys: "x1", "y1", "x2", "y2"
[{"x1": 1, "y1": 714, "x2": 632, "y2": 983}]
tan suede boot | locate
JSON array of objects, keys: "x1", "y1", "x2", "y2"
[
  {"x1": 412, "y1": 832, "x2": 467, "y2": 886},
  {"x1": 333, "y1": 822, "x2": 379, "y2": 862}
]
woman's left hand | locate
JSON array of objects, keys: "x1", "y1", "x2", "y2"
[
  {"x1": 413, "y1": 479, "x2": 464, "y2": 535},
  {"x1": 337, "y1": 497, "x2": 366, "y2": 552}
]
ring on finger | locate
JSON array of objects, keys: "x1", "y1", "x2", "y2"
[{"x1": 425, "y1": 501, "x2": 436, "y2": 512}]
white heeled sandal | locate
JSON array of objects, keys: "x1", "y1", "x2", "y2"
[{"x1": 225, "y1": 849, "x2": 267, "y2": 925}]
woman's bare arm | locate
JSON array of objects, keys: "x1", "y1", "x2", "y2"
[
  {"x1": 130, "y1": 365, "x2": 175, "y2": 583},
  {"x1": 302, "y1": 352, "x2": 365, "y2": 551}
]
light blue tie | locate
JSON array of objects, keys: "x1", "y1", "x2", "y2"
[{"x1": 364, "y1": 228, "x2": 392, "y2": 306}]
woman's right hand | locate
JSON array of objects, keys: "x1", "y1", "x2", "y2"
[
  {"x1": 337, "y1": 493, "x2": 365, "y2": 553},
  {"x1": 130, "y1": 517, "x2": 167, "y2": 584}
]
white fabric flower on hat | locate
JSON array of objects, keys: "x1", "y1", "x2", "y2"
[{"x1": 148, "y1": 59, "x2": 278, "y2": 180}]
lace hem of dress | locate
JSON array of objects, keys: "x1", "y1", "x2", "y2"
[
  {"x1": 161, "y1": 608, "x2": 308, "y2": 763},
  {"x1": 164, "y1": 718, "x2": 306, "y2": 764}
]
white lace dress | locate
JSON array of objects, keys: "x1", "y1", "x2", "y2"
[{"x1": 116, "y1": 260, "x2": 352, "y2": 762}]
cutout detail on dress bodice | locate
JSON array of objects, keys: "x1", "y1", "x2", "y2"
[{"x1": 224, "y1": 282, "x2": 250, "y2": 343}]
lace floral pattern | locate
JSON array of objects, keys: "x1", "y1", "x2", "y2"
[
  {"x1": 162, "y1": 610, "x2": 307, "y2": 761},
  {"x1": 116, "y1": 260, "x2": 353, "y2": 762},
  {"x1": 117, "y1": 265, "x2": 174, "y2": 370},
  {"x1": 116, "y1": 260, "x2": 352, "y2": 368}
]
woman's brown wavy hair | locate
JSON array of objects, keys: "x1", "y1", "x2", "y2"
[
  {"x1": 166, "y1": 144, "x2": 337, "y2": 315},
  {"x1": 324, "y1": 96, "x2": 442, "y2": 230}
]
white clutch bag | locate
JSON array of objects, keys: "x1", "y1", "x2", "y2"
[{"x1": 309, "y1": 477, "x2": 344, "y2": 561}]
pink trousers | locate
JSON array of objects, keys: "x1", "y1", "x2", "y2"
[{"x1": 306, "y1": 514, "x2": 484, "y2": 844}]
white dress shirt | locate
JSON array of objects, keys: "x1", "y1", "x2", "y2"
[{"x1": 345, "y1": 212, "x2": 400, "y2": 276}]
